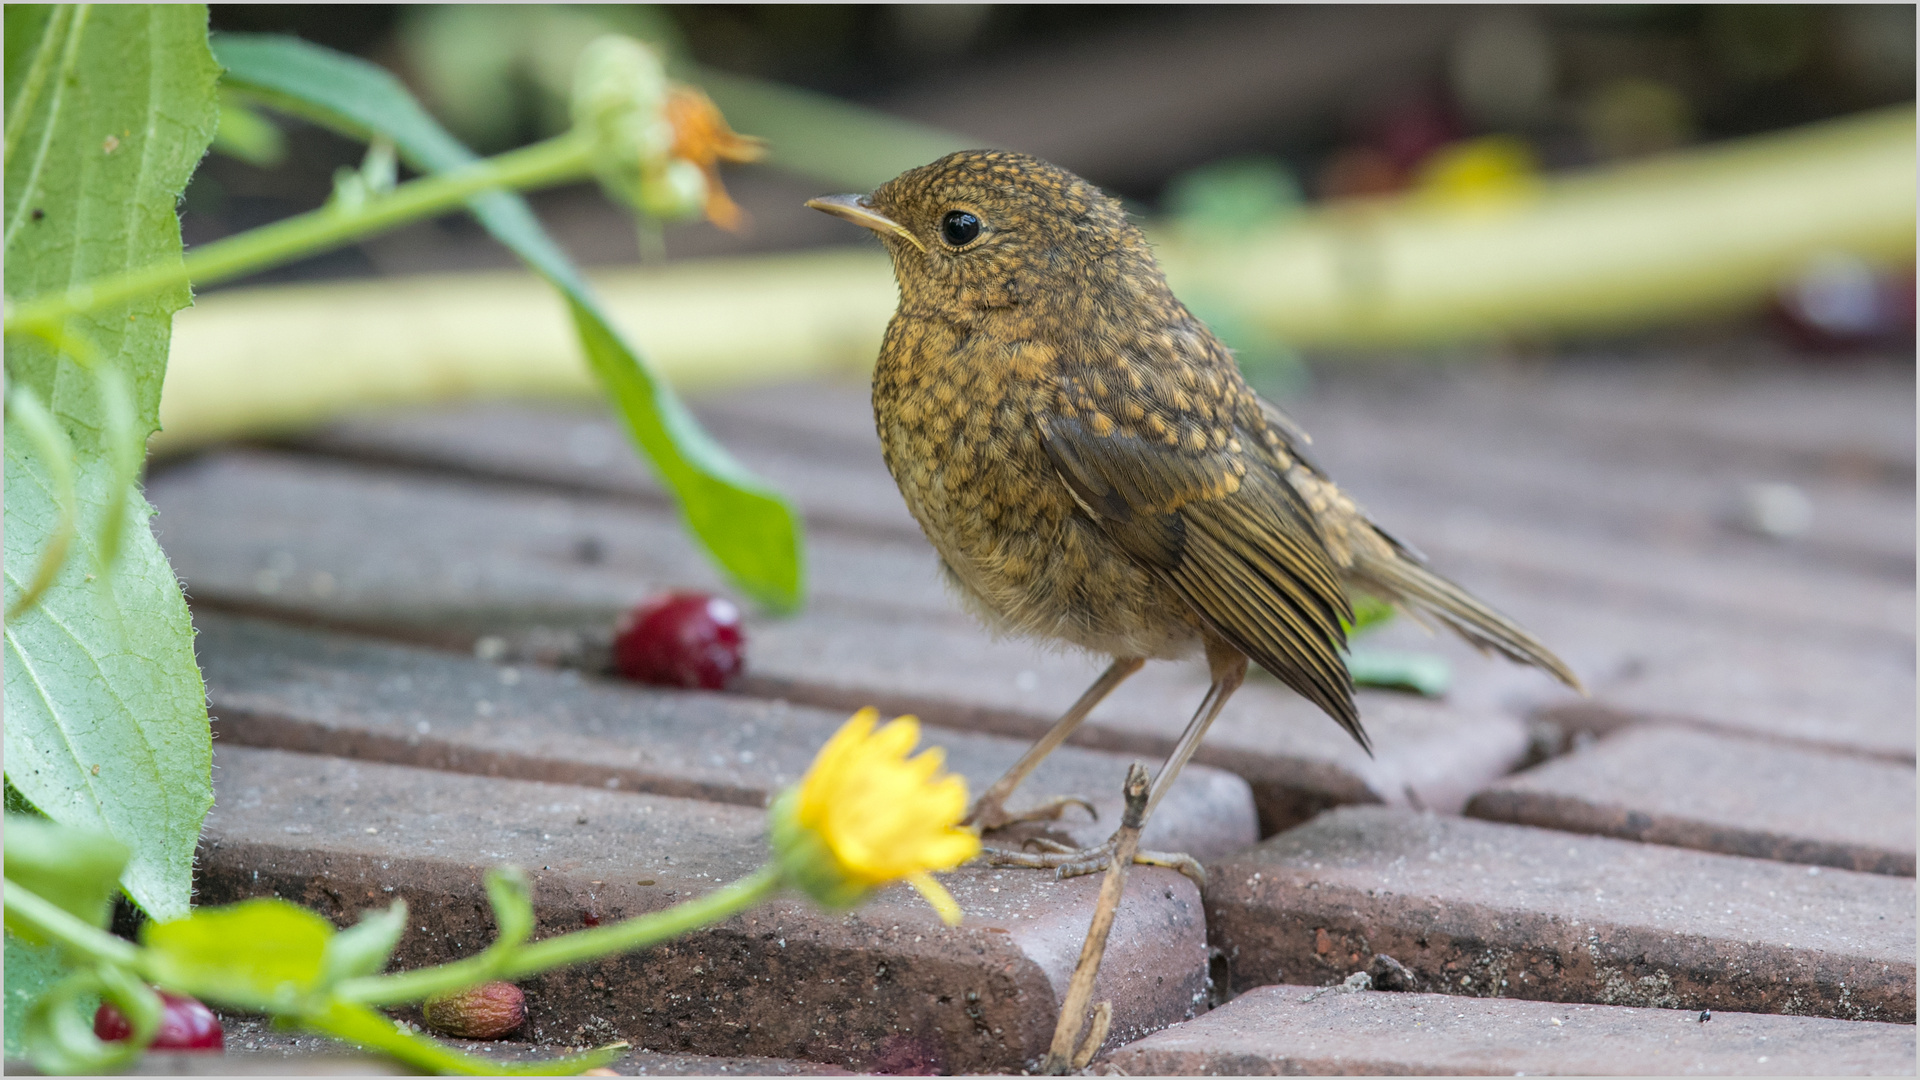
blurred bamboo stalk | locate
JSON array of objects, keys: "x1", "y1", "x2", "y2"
[
  {"x1": 153, "y1": 248, "x2": 896, "y2": 454},
  {"x1": 155, "y1": 106, "x2": 1914, "y2": 453},
  {"x1": 1155, "y1": 105, "x2": 1914, "y2": 347}
]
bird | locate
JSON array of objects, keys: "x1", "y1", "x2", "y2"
[{"x1": 807, "y1": 150, "x2": 1580, "y2": 878}]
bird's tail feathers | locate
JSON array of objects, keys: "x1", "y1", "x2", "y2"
[{"x1": 1350, "y1": 546, "x2": 1584, "y2": 694}]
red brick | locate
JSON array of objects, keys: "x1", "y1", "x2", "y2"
[
  {"x1": 200, "y1": 746, "x2": 1208, "y2": 1072},
  {"x1": 1362, "y1": 585, "x2": 1917, "y2": 763},
  {"x1": 1542, "y1": 638, "x2": 1918, "y2": 763},
  {"x1": 1300, "y1": 357, "x2": 1914, "y2": 491},
  {"x1": 1104, "y1": 983, "x2": 1918, "y2": 1076},
  {"x1": 148, "y1": 450, "x2": 943, "y2": 636},
  {"x1": 196, "y1": 611, "x2": 1258, "y2": 860},
  {"x1": 1205, "y1": 806, "x2": 1915, "y2": 1021},
  {"x1": 1297, "y1": 364, "x2": 1915, "y2": 577},
  {"x1": 1467, "y1": 726, "x2": 1916, "y2": 875}
]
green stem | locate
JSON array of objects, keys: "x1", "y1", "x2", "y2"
[
  {"x1": 2, "y1": 879, "x2": 141, "y2": 969},
  {"x1": 302, "y1": 1000, "x2": 621, "y2": 1077},
  {"x1": 3, "y1": 129, "x2": 596, "y2": 333},
  {"x1": 335, "y1": 864, "x2": 784, "y2": 1007}
]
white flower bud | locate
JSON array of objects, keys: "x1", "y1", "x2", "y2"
[{"x1": 571, "y1": 35, "x2": 674, "y2": 209}]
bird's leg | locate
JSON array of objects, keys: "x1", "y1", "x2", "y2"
[
  {"x1": 965, "y1": 657, "x2": 1144, "y2": 832},
  {"x1": 988, "y1": 641, "x2": 1248, "y2": 888}
]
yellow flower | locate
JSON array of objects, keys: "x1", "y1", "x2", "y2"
[{"x1": 770, "y1": 708, "x2": 980, "y2": 925}]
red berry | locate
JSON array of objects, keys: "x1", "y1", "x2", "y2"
[
  {"x1": 423, "y1": 981, "x2": 525, "y2": 1040},
  {"x1": 94, "y1": 989, "x2": 223, "y2": 1051},
  {"x1": 611, "y1": 592, "x2": 745, "y2": 689}
]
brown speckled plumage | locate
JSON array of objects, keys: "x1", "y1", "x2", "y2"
[{"x1": 814, "y1": 149, "x2": 1577, "y2": 778}]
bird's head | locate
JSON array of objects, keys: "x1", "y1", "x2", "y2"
[{"x1": 807, "y1": 150, "x2": 1156, "y2": 318}]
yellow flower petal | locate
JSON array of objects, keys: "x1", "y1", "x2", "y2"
[{"x1": 772, "y1": 708, "x2": 982, "y2": 923}]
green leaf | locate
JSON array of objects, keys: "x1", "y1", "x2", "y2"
[
  {"x1": 1343, "y1": 593, "x2": 1399, "y2": 637},
  {"x1": 483, "y1": 866, "x2": 533, "y2": 951},
  {"x1": 2, "y1": 815, "x2": 130, "y2": 937},
  {"x1": 321, "y1": 901, "x2": 408, "y2": 985},
  {"x1": 4, "y1": 930, "x2": 82, "y2": 1060},
  {"x1": 142, "y1": 898, "x2": 335, "y2": 1011},
  {"x1": 1347, "y1": 648, "x2": 1452, "y2": 698},
  {"x1": 3, "y1": 3, "x2": 221, "y2": 921},
  {"x1": 21, "y1": 967, "x2": 142, "y2": 1075},
  {"x1": 211, "y1": 86, "x2": 286, "y2": 166},
  {"x1": 1165, "y1": 156, "x2": 1304, "y2": 237},
  {"x1": 211, "y1": 32, "x2": 806, "y2": 611},
  {"x1": 2, "y1": 383, "x2": 78, "y2": 618}
]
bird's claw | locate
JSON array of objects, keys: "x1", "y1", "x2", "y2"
[
  {"x1": 981, "y1": 837, "x2": 1208, "y2": 889},
  {"x1": 964, "y1": 794, "x2": 1098, "y2": 834}
]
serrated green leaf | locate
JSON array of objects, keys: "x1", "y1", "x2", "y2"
[
  {"x1": 3, "y1": 4, "x2": 221, "y2": 921},
  {"x1": 4, "y1": 930, "x2": 83, "y2": 1060},
  {"x1": 211, "y1": 32, "x2": 806, "y2": 611},
  {"x1": 142, "y1": 898, "x2": 335, "y2": 1011},
  {"x1": 3, "y1": 814, "x2": 130, "y2": 937}
]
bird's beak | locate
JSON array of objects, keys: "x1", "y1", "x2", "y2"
[{"x1": 805, "y1": 194, "x2": 926, "y2": 252}]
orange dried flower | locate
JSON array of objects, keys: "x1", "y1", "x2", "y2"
[{"x1": 665, "y1": 86, "x2": 766, "y2": 231}]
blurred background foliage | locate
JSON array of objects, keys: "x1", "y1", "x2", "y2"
[{"x1": 179, "y1": 3, "x2": 1914, "y2": 397}]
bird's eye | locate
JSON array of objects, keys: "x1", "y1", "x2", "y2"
[{"x1": 940, "y1": 210, "x2": 981, "y2": 247}]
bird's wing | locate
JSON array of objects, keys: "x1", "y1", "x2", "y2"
[{"x1": 1038, "y1": 403, "x2": 1364, "y2": 746}]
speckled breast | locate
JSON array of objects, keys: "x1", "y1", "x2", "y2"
[{"x1": 870, "y1": 314, "x2": 1203, "y2": 662}]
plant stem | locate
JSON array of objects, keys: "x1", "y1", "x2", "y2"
[
  {"x1": 1, "y1": 879, "x2": 142, "y2": 968},
  {"x1": 335, "y1": 864, "x2": 784, "y2": 1007},
  {"x1": 3, "y1": 129, "x2": 597, "y2": 333},
  {"x1": 303, "y1": 999, "x2": 622, "y2": 1077}
]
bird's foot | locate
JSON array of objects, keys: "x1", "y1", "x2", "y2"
[
  {"x1": 963, "y1": 794, "x2": 1098, "y2": 834},
  {"x1": 982, "y1": 834, "x2": 1207, "y2": 889}
]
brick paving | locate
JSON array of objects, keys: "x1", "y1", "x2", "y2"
[
  {"x1": 153, "y1": 454, "x2": 1535, "y2": 833},
  {"x1": 131, "y1": 357, "x2": 1914, "y2": 1072},
  {"x1": 195, "y1": 612, "x2": 1259, "y2": 860},
  {"x1": 200, "y1": 746, "x2": 1209, "y2": 1072},
  {"x1": 1104, "y1": 983, "x2": 1919, "y2": 1075},
  {"x1": 1204, "y1": 806, "x2": 1915, "y2": 1020},
  {"x1": 1466, "y1": 726, "x2": 1916, "y2": 875}
]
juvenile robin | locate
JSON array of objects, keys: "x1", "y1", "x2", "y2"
[{"x1": 809, "y1": 151, "x2": 1579, "y2": 877}]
